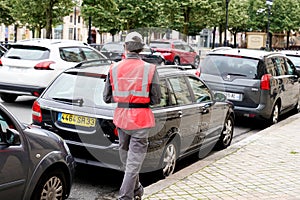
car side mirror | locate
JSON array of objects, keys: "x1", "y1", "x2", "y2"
[
  {"x1": 2, "y1": 128, "x2": 21, "y2": 146},
  {"x1": 214, "y1": 92, "x2": 227, "y2": 102}
]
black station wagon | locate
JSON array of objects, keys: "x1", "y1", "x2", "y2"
[
  {"x1": 197, "y1": 49, "x2": 300, "y2": 124},
  {"x1": 32, "y1": 60, "x2": 234, "y2": 177}
]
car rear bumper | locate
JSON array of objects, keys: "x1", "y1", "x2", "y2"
[
  {"x1": 234, "y1": 103, "x2": 272, "y2": 120},
  {"x1": 0, "y1": 82, "x2": 45, "y2": 96}
]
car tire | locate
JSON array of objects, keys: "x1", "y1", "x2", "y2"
[
  {"x1": 31, "y1": 169, "x2": 67, "y2": 200},
  {"x1": 160, "y1": 140, "x2": 178, "y2": 178},
  {"x1": 0, "y1": 94, "x2": 18, "y2": 103},
  {"x1": 270, "y1": 103, "x2": 280, "y2": 124},
  {"x1": 173, "y1": 57, "x2": 180, "y2": 65},
  {"x1": 192, "y1": 56, "x2": 200, "y2": 69},
  {"x1": 215, "y1": 115, "x2": 234, "y2": 150}
]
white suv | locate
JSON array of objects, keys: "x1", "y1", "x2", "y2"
[{"x1": 0, "y1": 39, "x2": 106, "y2": 102}]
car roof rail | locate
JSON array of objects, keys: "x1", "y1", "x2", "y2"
[
  {"x1": 74, "y1": 59, "x2": 112, "y2": 68},
  {"x1": 156, "y1": 65, "x2": 194, "y2": 71}
]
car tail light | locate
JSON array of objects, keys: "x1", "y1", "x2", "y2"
[
  {"x1": 260, "y1": 74, "x2": 272, "y2": 90},
  {"x1": 195, "y1": 67, "x2": 201, "y2": 77},
  {"x1": 0, "y1": 59, "x2": 2, "y2": 66},
  {"x1": 34, "y1": 61, "x2": 55, "y2": 70},
  {"x1": 32, "y1": 101, "x2": 42, "y2": 123},
  {"x1": 121, "y1": 53, "x2": 126, "y2": 60},
  {"x1": 114, "y1": 128, "x2": 119, "y2": 137}
]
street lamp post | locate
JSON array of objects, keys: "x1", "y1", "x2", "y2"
[
  {"x1": 73, "y1": 6, "x2": 77, "y2": 40},
  {"x1": 266, "y1": 0, "x2": 273, "y2": 50},
  {"x1": 224, "y1": 0, "x2": 230, "y2": 46}
]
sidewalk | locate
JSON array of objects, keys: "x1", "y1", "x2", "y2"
[{"x1": 144, "y1": 113, "x2": 300, "y2": 200}]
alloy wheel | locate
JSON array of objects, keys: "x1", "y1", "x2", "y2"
[
  {"x1": 40, "y1": 176, "x2": 64, "y2": 200},
  {"x1": 162, "y1": 142, "x2": 177, "y2": 177}
]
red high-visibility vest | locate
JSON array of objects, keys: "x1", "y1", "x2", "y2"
[{"x1": 110, "y1": 58, "x2": 156, "y2": 130}]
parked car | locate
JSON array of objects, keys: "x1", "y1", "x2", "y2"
[
  {"x1": 280, "y1": 50, "x2": 300, "y2": 73},
  {"x1": 100, "y1": 41, "x2": 165, "y2": 65},
  {"x1": 196, "y1": 48, "x2": 300, "y2": 124},
  {"x1": 0, "y1": 44, "x2": 7, "y2": 57},
  {"x1": 32, "y1": 59, "x2": 234, "y2": 177},
  {"x1": 0, "y1": 39, "x2": 106, "y2": 103},
  {"x1": 0, "y1": 103, "x2": 75, "y2": 200},
  {"x1": 149, "y1": 40, "x2": 200, "y2": 68}
]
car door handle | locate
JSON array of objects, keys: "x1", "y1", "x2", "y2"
[{"x1": 178, "y1": 111, "x2": 182, "y2": 118}]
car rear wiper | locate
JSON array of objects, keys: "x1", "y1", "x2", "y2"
[
  {"x1": 226, "y1": 73, "x2": 247, "y2": 77},
  {"x1": 7, "y1": 56, "x2": 21, "y2": 59},
  {"x1": 53, "y1": 97, "x2": 84, "y2": 106}
]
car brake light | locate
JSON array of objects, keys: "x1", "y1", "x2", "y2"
[
  {"x1": 195, "y1": 67, "x2": 201, "y2": 77},
  {"x1": 114, "y1": 128, "x2": 119, "y2": 137},
  {"x1": 34, "y1": 61, "x2": 55, "y2": 70},
  {"x1": 121, "y1": 53, "x2": 126, "y2": 60},
  {"x1": 0, "y1": 59, "x2": 2, "y2": 66},
  {"x1": 32, "y1": 101, "x2": 42, "y2": 123},
  {"x1": 261, "y1": 74, "x2": 272, "y2": 90}
]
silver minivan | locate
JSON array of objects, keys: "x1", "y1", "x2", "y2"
[{"x1": 197, "y1": 49, "x2": 300, "y2": 124}]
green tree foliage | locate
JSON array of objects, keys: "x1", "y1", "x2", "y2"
[
  {"x1": 7, "y1": 0, "x2": 74, "y2": 38},
  {"x1": 0, "y1": 0, "x2": 14, "y2": 25},
  {"x1": 81, "y1": 0, "x2": 119, "y2": 36},
  {"x1": 228, "y1": 0, "x2": 249, "y2": 47}
]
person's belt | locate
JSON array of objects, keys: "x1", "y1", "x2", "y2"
[{"x1": 117, "y1": 103, "x2": 150, "y2": 108}]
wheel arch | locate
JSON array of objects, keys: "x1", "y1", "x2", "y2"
[{"x1": 23, "y1": 154, "x2": 73, "y2": 200}]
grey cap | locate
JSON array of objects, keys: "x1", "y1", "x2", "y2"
[{"x1": 125, "y1": 32, "x2": 144, "y2": 44}]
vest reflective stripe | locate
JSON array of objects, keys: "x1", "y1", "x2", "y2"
[{"x1": 111, "y1": 62, "x2": 151, "y2": 97}]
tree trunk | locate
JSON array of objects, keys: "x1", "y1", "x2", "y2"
[
  {"x1": 45, "y1": 1, "x2": 54, "y2": 39},
  {"x1": 212, "y1": 27, "x2": 216, "y2": 49}
]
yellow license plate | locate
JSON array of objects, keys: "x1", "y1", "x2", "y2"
[{"x1": 59, "y1": 113, "x2": 96, "y2": 127}]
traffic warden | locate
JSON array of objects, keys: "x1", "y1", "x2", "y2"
[{"x1": 103, "y1": 31, "x2": 161, "y2": 200}]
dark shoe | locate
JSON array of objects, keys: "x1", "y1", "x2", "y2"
[{"x1": 134, "y1": 185, "x2": 144, "y2": 199}]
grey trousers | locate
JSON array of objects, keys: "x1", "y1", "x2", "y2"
[{"x1": 118, "y1": 128, "x2": 149, "y2": 200}]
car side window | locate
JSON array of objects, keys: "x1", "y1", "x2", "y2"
[
  {"x1": 285, "y1": 58, "x2": 296, "y2": 75},
  {"x1": 271, "y1": 57, "x2": 286, "y2": 75},
  {"x1": 82, "y1": 47, "x2": 104, "y2": 60},
  {"x1": 168, "y1": 76, "x2": 192, "y2": 105},
  {"x1": 187, "y1": 76, "x2": 212, "y2": 103},
  {"x1": 60, "y1": 47, "x2": 85, "y2": 62},
  {"x1": 0, "y1": 112, "x2": 16, "y2": 144},
  {"x1": 266, "y1": 58, "x2": 278, "y2": 76},
  {"x1": 151, "y1": 80, "x2": 169, "y2": 108}
]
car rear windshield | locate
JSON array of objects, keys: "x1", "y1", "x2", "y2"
[
  {"x1": 201, "y1": 55, "x2": 260, "y2": 79},
  {"x1": 150, "y1": 42, "x2": 171, "y2": 49},
  {"x1": 4, "y1": 45, "x2": 50, "y2": 60},
  {"x1": 43, "y1": 71, "x2": 116, "y2": 108},
  {"x1": 101, "y1": 43, "x2": 124, "y2": 52}
]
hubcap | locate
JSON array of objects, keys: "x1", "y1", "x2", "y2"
[
  {"x1": 40, "y1": 176, "x2": 63, "y2": 200},
  {"x1": 162, "y1": 143, "x2": 176, "y2": 177},
  {"x1": 222, "y1": 118, "x2": 233, "y2": 145}
]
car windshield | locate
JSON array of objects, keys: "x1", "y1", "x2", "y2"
[
  {"x1": 286, "y1": 55, "x2": 300, "y2": 67},
  {"x1": 149, "y1": 42, "x2": 171, "y2": 49},
  {"x1": 201, "y1": 55, "x2": 260, "y2": 79},
  {"x1": 4, "y1": 45, "x2": 50, "y2": 60},
  {"x1": 43, "y1": 72, "x2": 116, "y2": 108}
]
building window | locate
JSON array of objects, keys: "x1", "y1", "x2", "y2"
[
  {"x1": 69, "y1": 28, "x2": 73, "y2": 40},
  {"x1": 54, "y1": 25, "x2": 63, "y2": 39},
  {"x1": 78, "y1": 16, "x2": 81, "y2": 24},
  {"x1": 70, "y1": 15, "x2": 73, "y2": 23}
]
